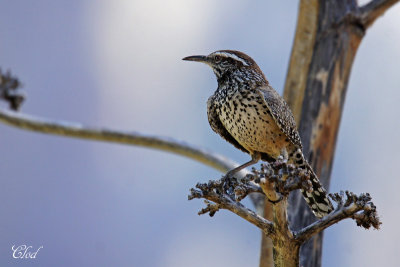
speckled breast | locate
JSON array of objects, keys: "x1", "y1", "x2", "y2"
[{"x1": 216, "y1": 91, "x2": 290, "y2": 158}]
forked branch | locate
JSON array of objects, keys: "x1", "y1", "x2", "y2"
[{"x1": 189, "y1": 161, "x2": 381, "y2": 265}]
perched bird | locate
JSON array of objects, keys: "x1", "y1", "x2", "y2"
[{"x1": 183, "y1": 50, "x2": 333, "y2": 218}]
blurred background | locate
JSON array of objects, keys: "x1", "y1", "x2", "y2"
[{"x1": 0, "y1": 0, "x2": 399, "y2": 266}]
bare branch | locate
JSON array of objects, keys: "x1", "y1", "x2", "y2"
[
  {"x1": 188, "y1": 162, "x2": 315, "y2": 238},
  {"x1": 0, "y1": 107, "x2": 242, "y2": 173},
  {"x1": 0, "y1": 70, "x2": 269, "y2": 209},
  {"x1": 188, "y1": 179, "x2": 273, "y2": 235},
  {"x1": 359, "y1": 0, "x2": 400, "y2": 28},
  {"x1": 294, "y1": 191, "x2": 381, "y2": 242},
  {"x1": 189, "y1": 162, "x2": 381, "y2": 266},
  {"x1": 0, "y1": 70, "x2": 239, "y2": 174}
]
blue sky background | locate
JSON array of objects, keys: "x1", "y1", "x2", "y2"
[{"x1": 0, "y1": 1, "x2": 399, "y2": 266}]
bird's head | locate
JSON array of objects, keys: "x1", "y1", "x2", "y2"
[{"x1": 183, "y1": 50, "x2": 266, "y2": 84}]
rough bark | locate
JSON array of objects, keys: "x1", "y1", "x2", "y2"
[{"x1": 272, "y1": 240, "x2": 300, "y2": 267}]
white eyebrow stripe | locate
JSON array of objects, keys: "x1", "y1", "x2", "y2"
[{"x1": 213, "y1": 52, "x2": 249, "y2": 66}]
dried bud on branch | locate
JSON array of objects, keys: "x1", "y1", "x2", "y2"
[
  {"x1": 189, "y1": 163, "x2": 381, "y2": 263},
  {"x1": 0, "y1": 70, "x2": 25, "y2": 110}
]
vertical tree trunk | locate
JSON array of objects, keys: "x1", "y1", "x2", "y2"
[
  {"x1": 285, "y1": 2, "x2": 363, "y2": 266},
  {"x1": 259, "y1": 202, "x2": 274, "y2": 267},
  {"x1": 260, "y1": 0, "x2": 368, "y2": 266},
  {"x1": 272, "y1": 241, "x2": 300, "y2": 267}
]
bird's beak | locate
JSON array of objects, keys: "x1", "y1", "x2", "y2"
[{"x1": 182, "y1": 55, "x2": 208, "y2": 63}]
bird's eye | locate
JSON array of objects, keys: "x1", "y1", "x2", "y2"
[{"x1": 214, "y1": 55, "x2": 221, "y2": 61}]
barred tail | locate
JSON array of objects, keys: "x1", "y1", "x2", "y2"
[
  {"x1": 292, "y1": 149, "x2": 334, "y2": 218},
  {"x1": 301, "y1": 166, "x2": 334, "y2": 218}
]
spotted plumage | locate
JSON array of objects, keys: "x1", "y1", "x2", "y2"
[{"x1": 183, "y1": 50, "x2": 333, "y2": 218}]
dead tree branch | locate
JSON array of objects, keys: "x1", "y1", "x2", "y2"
[
  {"x1": 188, "y1": 178, "x2": 273, "y2": 234},
  {"x1": 295, "y1": 191, "x2": 381, "y2": 243},
  {"x1": 189, "y1": 162, "x2": 381, "y2": 266},
  {"x1": 0, "y1": 70, "x2": 241, "y2": 176},
  {"x1": 0, "y1": 107, "x2": 238, "y2": 173},
  {"x1": 0, "y1": 69, "x2": 269, "y2": 208}
]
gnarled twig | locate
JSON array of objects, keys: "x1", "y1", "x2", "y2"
[
  {"x1": 295, "y1": 191, "x2": 381, "y2": 243},
  {"x1": 188, "y1": 179, "x2": 273, "y2": 234}
]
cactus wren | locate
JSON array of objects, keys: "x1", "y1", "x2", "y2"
[{"x1": 183, "y1": 50, "x2": 333, "y2": 218}]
